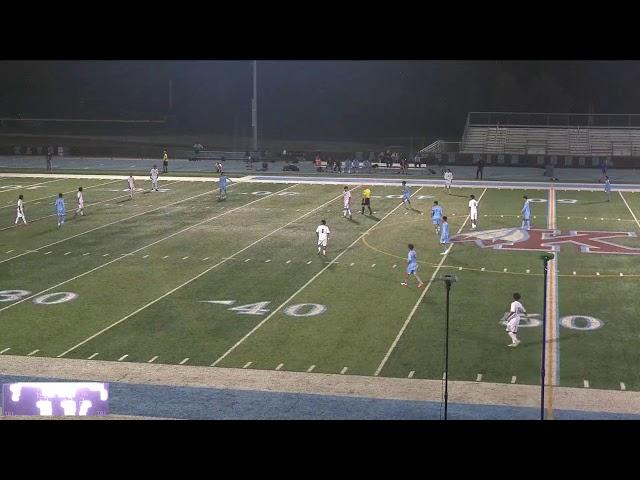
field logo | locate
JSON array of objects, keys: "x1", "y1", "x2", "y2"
[{"x1": 451, "y1": 228, "x2": 640, "y2": 255}]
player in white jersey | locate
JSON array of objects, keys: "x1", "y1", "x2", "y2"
[
  {"x1": 316, "y1": 219, "x2": 330, "y2": 256},
  {"x1": 444, "y1": 169, "x2": 453, "y2": 194},
  {"x1": 505, "y1": 292, "x2": 526, "y2": 347},
  {"x1": 342, "y1": 186, "x2": 352, "y2": 219},
  {"x1": 150, "y1": 165, "x2": 160, "y2": 191},
  {"x1": 127, "y1": 175, "x2": 136, "y2": 199},
  {"x1": 15, "y1": 194, "x2": 27, "y2": 225},
  {"x1": 468, "y1": 194, "x2": 479, "y2": 230},
  {"x1": 75, "y1": 187, "x2": 84, "y2": 217}
]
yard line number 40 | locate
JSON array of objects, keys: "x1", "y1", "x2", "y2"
[{"x1": 200, "y1": 300, "x2": 327, "y2": 317}]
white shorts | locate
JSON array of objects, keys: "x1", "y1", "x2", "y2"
[
  {"x1": 317, "y1": 238, "x2": 328, "y2": 247},
  {"x1": 506, "y1": 318, "x2": 520, "y2": 333},
  {"x1": 445, "y1": 180, "x2": 452, "y2": 187},
  {"x1": 343, "y1": 203, "x2": 350, "y2": 210},
  {"x1": 470, "y1": 210, "x2": 478, "y2": 220},
  {"x1": 16, "y1": 212, "x2": 25, "y2": 219},
  {"x1": 78, "y1": 202, "x2": 84, "y2": 209}
]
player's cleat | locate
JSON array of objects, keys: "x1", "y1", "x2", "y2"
[
  {"x1": 515, "y1": 339, "x2": 521, "y2": 345},
  {"x1": 507, "y1": 343, "x2": 517, "y2": 347},
  {"x1": 440, "y1": 251, "x2": 447, "y2": 255},
  {"x1": 401, "y1": 282, "x2": 408, "y2": 286}
]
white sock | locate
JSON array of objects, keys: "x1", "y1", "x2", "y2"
[{"x1": 508, "y1": 332, "x2": 518, "y2": 343}]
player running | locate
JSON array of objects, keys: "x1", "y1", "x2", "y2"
[
  {"x1": 342, "y1": 186, "x2": 352, "y2": 219},
  {"x1": 150, "y1": 165, "x2": 160, "y2": 192},
  {"x1": 127, "y1": 175, "x2": 136, "y2": 199},
  {"x1": 521, "y1": 195, "x2": 530, "y2": 230},
  {"x1": 361, "y1": 186, "x2": 373, "y2": 215},
  {"x1": 444, "y1": 169, "x2": 453, "y2": 194},
  {"x1": 402, "y1": 181, "x2": 411, "y2": 208},
  {"x1": 401, "y1": 244, "x2": 424, "y2": 288},
  {"x1": 431, "y1": 201, "x2": 443, "y2": 234},
  {"x1": 605, "y1": 176, "x2": 612, "y2": 202},
  {"x1": 505, "y1": 293, "x2": 526, "y2": 347},
  {"x1": 55, "y1": 193, "x2": 65, "y2": 228},
  {"x1": 468, "y1": 194, "x2": 479, "y2": 230},
  {"x1": 218, "y1": 173, "x2": 232, "y2": 200},
  {"x1": 440, "y1": 215, "x2": 450, "y2": 254},
  {"x1": 75, "y1": 187, "x2": 84, "y2": 217},
  {"x1": 316, "y1": 219, "x2": 330, "y2": 256},
  {"x1": 15, "y1": 194, "x2": 27, "y2": 225}
]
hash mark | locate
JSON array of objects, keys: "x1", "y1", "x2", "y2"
[
  {"x1": 511, "y1": 376, "x2": 517, "y2": 384},
  {"x1": 64, "y1": 252, "x2": 71, "y2": 255},
  {"x1": 44, "y1": 251, "x2": 52, "y2": 255},
  {"x1": 87, "y1": 353, "x2": 99, "y2": 359},
  {"x1": 163, "y1": 255, "x2": 169, "y2": 259},
  {"x1": 350, "y1": 263, "x2": 355, "y2": 266},
  {"x1": 5, "y1": 250, "x2": 13, "y2": 253},
  {"x1": 202, "y1": 257, "x2": 209, "y2": 261},
  {"x1": 408, "y1": 371, "x2": 415, "y2": 379},
  {"x1": 27, "y1": 349, "x2": 39, "y2": 356},
  {"x1": 243, "y1": 362, "x2": 252, "y2": 369},
  {"x1": 0, "y1": 347, "x2": 11, "y2": 354},
  {"x1": 596, "y1": 272, "x2": 600, "y2": 276},
  {"x1": 476, "y1": 373, "x2": 483, "y2": 382},
  {"x1": 307, "y1": 365, "x2": 316, "y2": 372},
  {"x1": 340, "y1": 367, "x2": 348, "y2": 374},
  {"x1": 621, "y1": 382, "x2": 626, "y2": 391},
  {"x1": 148, "y1": 356, "x2": 158, "y2": 363},
  {"x1": 265, "y1": 259, "x2": 271, "y2": 263},
  {"x1": 503, "y1": 268, "x2": 508, "y2": 272},
  {"x1": 245, "y1": 258, "x2": 252, "y2": 262},
  {"x1": 83, "y1": 253, "x2": 91, "y2": 256},
  {"x1": 143, "y1": 255, "x2": 150, "y2": 259},
  {"x1": 103, "y1": 253, "x2": 110, "y2": 257},
  {"x1": 179, "y1": 358, "x2": 190, "y2": 365},
  {"x1": 371, "y1": 263, "x2": 376, "y2": 268},
  {"x1": 286, "y1": 260, "x2": 291, "y2": 264},
  {"x1": 481, "y1": 267, "x2": 485, "y2": 271},
  {"x1": 307, "y1": 260, "x2": 312, "y2": 265},
  {"x1": 526, "y1": 269, "x2": 530, "y2": 274},
  {"x1": 182, "y1": 256, "x2": 189, "y2": 260},
  {"x1": 275, "y1": 363, "x2": 284, "y2": 371},
  {"x1": 392, "y1": 264, "x2": 397, "y2": 269},
  {"x1": 118, "y1": 354, "x2": 128, "y2": 361},
  {"x1": 583, "y1": 380, "x2": 590, "y2": 388},
  {"x1": 620, "y1": 272, "x2": 624, "y2": 277},
  {"x1": 573, "y1": 271, "x2": 576, "y2": 275}
]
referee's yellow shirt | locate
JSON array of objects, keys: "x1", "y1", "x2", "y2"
[{"x1": 363, "y1": 188, "x2": 372, "y2": 199}]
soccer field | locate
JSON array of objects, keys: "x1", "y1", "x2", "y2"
[{"x1": 1, "y1": 173, "x2": 640, "y2": 396}]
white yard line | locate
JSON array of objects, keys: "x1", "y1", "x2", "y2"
[
  {"x1": 275, "y1": 363, "x2": 284, "y2": 371},
  {"x1": 242, "y1": 362, "x2": 253, "y2": 369},
  {"x1": 0, "y1": 177, "x2": 65, "y2": 194},
  {"x1": 27, "y1": 349, "x2": 39, "y2": 356},
  {"x1": 87, "y1": 353, "x2": 99, "y2": 359},
  {"x1": 619, "y1": 191, "x2": 640, "y2": 230},
  {"x1": 307, "y1": 365, "x2": 316, "y2": 372},
  {"x1": 0, "y1": 180, "x2": 207, "y2": 264},
  {"x1": 148, "y1": 356, "x2": 158, "y2": 363},
  {"x1": 340, "y1": 367, "x2": 348, "y2": 374},
  {"x1": 179, "y1": 358, "x2": 190, "y2": 365},
  {"x1": 118, "y1": 354, "x2": 128, "y2": 362},
  {"x1": 545, "y1": 188, "x2": 559, "y2": 419},
  {"x1": 373, "y1": 188, "x2": 488, "y2": 376},
  {"x1": 56, "y1": 187, "x2": 358, "y2": 357},
  {"x1": 1, "y1": 185, "x2": 298, "y2": 318},
  {"x1": 210, "y1": 187, "x2": 425, "y2": 368},
  {"x1": 0, "y1": 347, "x2": 11, "y2": 354}
]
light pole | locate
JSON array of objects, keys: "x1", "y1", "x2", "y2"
[
  {"x1": 539, "y1": 253, "x2": 554, "y2": 420},
  {"x1": 442, "y1": 274, "x2": 457, "y2": 420},
  {"x1": 252, "y1": 60, "x2": 258, "y2": 152}
]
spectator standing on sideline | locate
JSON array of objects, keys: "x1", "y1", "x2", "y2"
[
  {"x1": 46, "y1": 146, "x2": 53, "y2": 172},
  {"x1": 162, "y1": 149, "x2": 169, "y2": 173},
  {"x1": 599, "y1": 158, "x2": 608, "y2": 182},
  {"x1": 476, "y1": 157, "x2": 485, "y2": 179}
]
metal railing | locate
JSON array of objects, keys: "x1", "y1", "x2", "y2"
[{"x1": 466, "y1": 112, "x2": 640, "y2": 129}]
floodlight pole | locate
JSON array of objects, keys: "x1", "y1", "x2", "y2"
[
  {"x1": 252, "y1": 60, "x2": 258, "y2": 152},
  {"x1": 442, "y1": 274, "x2": 457, "y2": 421},
  {"x1": 540, "y1": 253, "x2": 554, "y2": 420}
]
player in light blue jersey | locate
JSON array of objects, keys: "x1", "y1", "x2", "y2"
[
  {"x1": 440, "y1": 215, "x2": 450, "y2": 254},
  {"x1": 218, "y1": 174, "x2": 232, "y2": 200},
  {"x1": 431, "y1": 201, "x2": 443, "y2": 234},
  {"x1": 604, "y1": 176, "x2": 612, "y2": 202},
  {"x1": 401, "y1": 181, "x2": 411, "y2": 208},
  {"x1": 401, "y1": 244, "x2": 424, "y2": 288},
  {"x1": 54, "y1": 193, "x2": 65, "y2": 228},
  {"x1": 521, "y1": 195, "x2": 531, "y2": 230}
]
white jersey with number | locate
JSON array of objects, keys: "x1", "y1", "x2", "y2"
[
  {"x1": 128, "y1": 177, "x2": 135, "y2": 189},
  {"x1": 444, "y1": 172, "x2": 453, "y2": 183},
  {"x1": 343, "y1": 190, "x2": 351, "y2": 208},
  {"x1": 77, "y1": 191, "x2": 84, "y2": 207},
  {"x1": 17, "y1": 199, "x2": 24, "y2": 215},
  {"x1": 316, "y1": 224, "x2": 330, "y2": 246},
  {"x1": 469, "y1": 199, "x2": 478, "y2": 219},
  {"x1": 506, "y1": 300, "x2": 526, "y2": 332},
  {"x1": 150, "y1": 168, "x2": 159, "y2": 180}
]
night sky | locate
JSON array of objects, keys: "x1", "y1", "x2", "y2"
[{"x1": 2, "y1": 60, "x2": 640, "y2": 142}]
